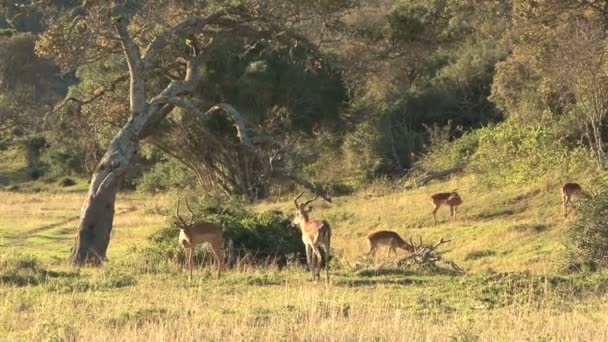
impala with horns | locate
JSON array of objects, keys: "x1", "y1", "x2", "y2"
[
  {"x1": 561, "y1": 182, "x2": 582, "y2": 218},
  {"x1": 293, "y1": 191, "x2": 332, "y2": 283},
  {"x1": 431, "y1": 190, "x2": 463, "y2": 225},
  {"x1": 367, "y1": 230, "x2": 414, "y2": 258},
  {"x1": 175, "y1": 199, "x2": 224, "y2": 279}
]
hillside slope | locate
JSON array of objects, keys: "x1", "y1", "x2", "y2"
[{"x1": 257, "y1": 175, "x2": 572, "y2": 273}]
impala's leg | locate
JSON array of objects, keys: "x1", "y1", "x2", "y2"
[
  {"x1": 321, "y1": 244, "x2": 330, "y2": 284},
  {"x1": 563, "y1": 194, "x2": 570, "y2": 218},
  {"x1": 305, "y1": 245, "x2": 314, "y2": 277},
  {"x1": 187, "y1": 248, "x2": 193, "y2": 280},
  {"x1": 368, "y1": 240, "x2": 376, "y2": 257},
  {"x1": 389, "y1": 246, "x2": 397, "y2": 258},
  {"x1": 210, "y1": 241, "x2": 224, "y2": 278},
  {"x1": 432, "y1": 204, "x2": 440, "y2": 226},
  {"x1": 452, "y1": 206, "x2": 457, "y2": 222},
  {"x1": 313, "y1": 247, "x2": 322, "y2": 281}
]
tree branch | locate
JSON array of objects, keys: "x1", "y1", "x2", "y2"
[
  {"x1": 165, "y1": 98, "x2": 252, "y2": 146},
  {"x1": 272, "y1": 170, "x2": 332, "y2": 203},
  {"x1": 114, "y1": 17, "x2": 146, "y2": 114},
  {"x1": 49, "y1": 74, "x2": 129, "y2": 112},
  {"x1": 141, "y1": 10, "x2": 228, "y2": 67}
]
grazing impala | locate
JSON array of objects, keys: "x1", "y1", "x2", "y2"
[
  {"x1": 367, "y1": 230, "x2": 413, "y2": 258},
  {"x1": 293, "y1": 192, "x2": 331, "y2": 283},
  {"x1": 561, "y1": 182, "x2": 582, "y2": 218},
  {"x1": 431, "y1": 191, "x2": 462, "y2": 225},
  {"x1": 175, "y1": 199, "x2": 224, "y2": 279}
]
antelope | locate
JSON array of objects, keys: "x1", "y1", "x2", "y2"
[
  {"x1": 293, "y1": 192, "x2": 331, "y2": 283},
  {"x1": 175, "y1": 199, "x2": 224, "y2": 279},
  {"x1": 431, "y1": 191, "x2": 462, "y2": 225},
  {"x1": 561, "y1": 182, "x2": 582, "y2": 218},
  {"x1": 367, "y1": 230, "x2": 413, "y2": 258}
]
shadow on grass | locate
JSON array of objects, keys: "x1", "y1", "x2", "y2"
[
  {"x1": 470, "y1": 208, "x2": 518, "y2": 220},
  {"x1": 334, "y1": 277, "x2": 424, "y2": 287}
]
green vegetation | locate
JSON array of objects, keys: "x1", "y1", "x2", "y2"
[
  {"x1": 144, "y1": 196, "x2": 304, "y2": 266},
  {"x1": 4, "y1": 0, "x2": 608, "y2": 340}
]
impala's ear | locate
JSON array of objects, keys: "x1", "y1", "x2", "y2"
[{"x1": 306, "y1": 206, "x2": 313, "y2": 212}]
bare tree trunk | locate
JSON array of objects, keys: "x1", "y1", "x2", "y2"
[{"x1": 69, "y1": 121, "x2": 139, "y2": 264}]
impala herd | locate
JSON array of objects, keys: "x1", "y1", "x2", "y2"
[{"x1": 175, "y1": 182, "x2": 583, "y2": 281}]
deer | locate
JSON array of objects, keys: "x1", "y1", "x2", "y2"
[
  {"x1": 561, "y1": 182, "x2": 582, "y2": 218},
  {"x1": 367, "y1": 230, "x2": 414, "y2": 259},
  {"x1": 175, "y1": 199, "x2": 224, "y2": 279},
  {"x1": 293, "y1": 191, "x2": 332, "y2": 283},
  {"x1": 430, "y1": 191, "x2": 462, "y2": 225}
]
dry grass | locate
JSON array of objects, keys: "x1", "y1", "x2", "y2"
[{"x1": 0, "y1": 175, "x2": 603, "y2": 341}]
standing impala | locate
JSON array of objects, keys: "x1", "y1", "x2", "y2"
[
  {"x1": 561, "y1": 182, "x2": 582, "y2": 218},
  {"x1": 431, "y1": 191, "x2": 463, "y2": 225},
  {"x1": 293, "y1": 192, "x2": 331, "y2": 283},
  {"x1": 175, "y1": 199, "x2": 224, "y2": 279}
]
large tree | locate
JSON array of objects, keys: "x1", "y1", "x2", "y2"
[{"x1": 35, "y1": 1, "x2": 342, "y2": 265}]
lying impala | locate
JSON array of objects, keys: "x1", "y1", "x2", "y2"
[
  {"x1": 561, "y1": 182, "x2": 582, "y2": 218},
  {"x1": 175, "y1": 199, "x2": 224, "y2": 279},
  {"x1": 367, "y1": 230, "x2": 414, "y2": 258},
  {"x1": 431, "y1": 191, "x2": 462, "y2": 225},
  {"x1": 293, "y1": 192, "x2": 331, "y2": 283}
]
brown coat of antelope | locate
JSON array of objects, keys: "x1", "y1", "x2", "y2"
[
  {"x1": 175, "y1": 200, "x2": 224, "y2": 279},
  {"x1": 431, "y1": 191, "x2": 462, "y2": 225},
  {"x1": 367, "y1": 230, "x2": 413, "y2": 258},
  {"x1": 561, "y1": 182, "x2": 582, "y2": 218},
  {"x1": 293, "y1": 192, "x2": 332, "y2": 283}
]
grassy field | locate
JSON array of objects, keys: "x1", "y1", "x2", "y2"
[{"x1": 1, "y1": 166, "x2": 608, "y2": 340}]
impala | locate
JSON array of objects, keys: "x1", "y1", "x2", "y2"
[
  {"x1": 175, "y1": 199, "x2": 224, "y2": 279},
  {"x1": 431, "y1": 191, "x2": 462, "y2": 225},
  {"x1": 367, "y1": 230, "x2": 413, "y2": 258},
  {"x1": 293, "y1": 192, "x2": 331, "y2": 283},
  {"x1": 561, "y1": 182, "x2": 582, "y2": 218}
]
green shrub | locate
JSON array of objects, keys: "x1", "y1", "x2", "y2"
[
  {"x1": 415, "y1": 130, "x2": 479, "y2": 172},
  {"x1": 0, "y1": 253, "x2": 48, "y2": 286},
  {"x1": 0, "y1": 253, "x2": 78, "y2": 287},
  {"x1": 341, "y1": 122, "x2": 383, "y2": 186},
  {"x1": 471, "y1": 122, "x2": 593, "y2": 188},
  {"x1": 136, "y1": 158, "x2": 193, "y2": 193},
  {"x1": 142, "y1": 196, "x2": 305, "y2": 269},
  {"x1": 564, "y1": 184, "x2": 608, "y2": 271}
]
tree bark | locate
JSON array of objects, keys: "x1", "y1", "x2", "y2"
[{"x1": 68, "y1": 121, "x2": 140, "y2": 265}]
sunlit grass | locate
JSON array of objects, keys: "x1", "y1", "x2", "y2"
[{"x1": 0, "y1": 174, "x2": 601, "y2": 341}]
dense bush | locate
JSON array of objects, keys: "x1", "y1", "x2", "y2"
[
  {"x1": 564, "y1": 184, "x2": 608, "y2": 271},
  {"x1": 144, "y1": 196, "x2": 305, "y2": 269},
  {"x1": 415, "y1": 130, "x2": 479, "y2": 172},
  {"x1": 471, "y1": 122, "x2": 593, "y2": 188},
  {"x1": 136, "y1": 158, "x2": 193, "y2": 193},
  {"x1": 341, "y1": 121, "x2": 384, "y2": 186}
]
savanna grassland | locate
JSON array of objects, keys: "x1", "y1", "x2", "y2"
[
  {"x1": 5, "y1": 1, "x2": 608, "y2": 340},
  {"x1": 2, "y1": 171, "x2": 608, "y2": 341}
]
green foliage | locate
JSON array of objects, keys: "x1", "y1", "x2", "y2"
[
  {"x1": 136, "y1": 158, "x2": 192, "y2": 193},
  {"x1": 565, "y1": 184, "x2": 608, "y2": 271},
  {"x1": 416, "y1": 129, "x2": 479, "y2": 172},
  {"x1": 144, "y1": 196, "x2": 304, "y2": 267},
  {"x1": 471, "y1": 122, "x2": 594, "y2": 188},
  {"x1": 341, "y1": 121, "x2": 383, "y2": 186},
  {"x1": 0, "y1": 253, "x2": 59, "y2": 286}
]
